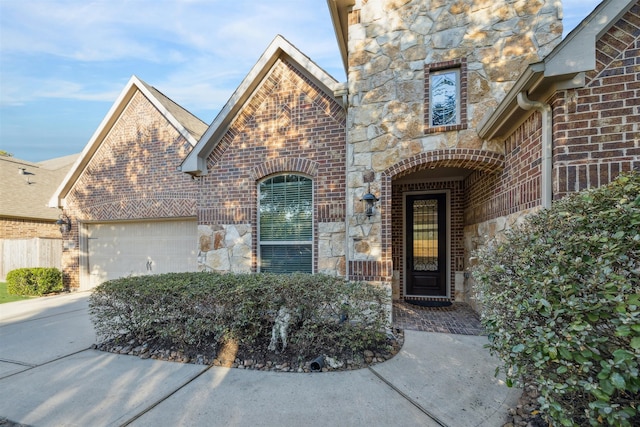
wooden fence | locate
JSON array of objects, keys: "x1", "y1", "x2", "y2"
[{"x1": 0, "y1": 238, "x2": 62, "y2": 280}]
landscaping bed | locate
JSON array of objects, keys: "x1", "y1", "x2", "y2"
[{"x1": 90, "y1": 272, "x2": 399, "y2": 372}]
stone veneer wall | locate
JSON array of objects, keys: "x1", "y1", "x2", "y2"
[
  {"x1": 62, "y1": 90, "x2": 199, "y2": 289},
  {"x1": 197, "y1": 58, "x2": 347, "y2": 275},
  {"x1": 344, "y1": 0, "x2": 562, "y2": 290},
  {"x1": 461, "y1": 3, "x2": 640, "y2": 309}
]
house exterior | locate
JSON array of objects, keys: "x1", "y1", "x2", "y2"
[
  {"x1": 0, "y1": 154, "x2": 77, "y2": 280},
  {"x1": 51, "y1": 0, "x2": 638, "y2": 312},
  {"x1": 49, "y1": 77, "x2": 207, "y2": 289}
]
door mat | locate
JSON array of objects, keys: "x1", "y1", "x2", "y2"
[{"x1": 405, "y1": 299, "x2": 452, "y2": 308}]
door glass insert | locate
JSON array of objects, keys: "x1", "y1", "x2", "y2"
[{"x1": 412, "y1": 198, "x2": 439, "y2": 272}]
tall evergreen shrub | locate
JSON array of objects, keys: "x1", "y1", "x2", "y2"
[{"x1": 474, "y1": 172, "x2": 640, "y2": 426}]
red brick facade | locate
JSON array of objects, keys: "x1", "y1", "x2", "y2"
[
  {"x1": 465, "y1": 114, "x2": 543, "y2": 225},
  {"x1": 383, "y1": 149, "x2": 505, "y2": 301},
  {"x1": 198, "y1": 58, "x2": 346, "y2": 273},
  {"x1": 553, "y1": 3, "x2": 640, "y2": 198},
  {"x1": 62, "y1": 90, "x2": 199, "y2": 288},
  {"x1": 0, "y1": 217, "x2": 60, "y2": 239},
  {"x1": 464, "y1": 4, "x2": 639, "y2": 230}
]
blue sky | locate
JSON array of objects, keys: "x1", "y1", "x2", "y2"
[{"x1": 0, "y1": 0, "x2": 603, "y2": 162}]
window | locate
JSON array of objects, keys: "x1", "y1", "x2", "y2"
[
  {"x1": 259, "y1": 174, "x2": 313, "y2": 273},
  {"x1": 424, "y1": 59, "x2": 467, "y2": 133},
  {"x1": 430, "y1": 69, "x2": 459, "y2": 127}
]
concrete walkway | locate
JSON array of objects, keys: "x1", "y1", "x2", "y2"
[{"x1": 0, "y1": 292, "x2": 519, "y2": 427}]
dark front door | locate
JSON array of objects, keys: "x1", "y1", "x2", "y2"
[{"x1": 406, "y1": 193, "x2": 447, "y2": 296}]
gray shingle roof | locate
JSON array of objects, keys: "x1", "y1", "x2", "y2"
[
  {"x1": 139, "y1": 81, "x2": 208, "y2": 140},
  {"x1": 1, "y1": 154, "x2": 79, "y2": 220}
]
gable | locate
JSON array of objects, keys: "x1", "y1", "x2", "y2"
[
  {"x1": 65, "y1": 90, "x2": 198, "y2": 220},
  {"x1": 50, "y1": 76, "x2": 206, "y2": 209},
  {"x1": 208, "y1": 57, "x2": 346, "y2": 169},
  {"x1": 197, "y1": 55, "x2": 347, "y2": 226},
  {"x1": 182, "y1": 35, "x2": 344, "y2": 176}
]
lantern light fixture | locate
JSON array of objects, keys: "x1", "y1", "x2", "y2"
[
  {"x1": 56, "y1": 214, "x2": 72, "y2": 234},
  {"x1": 360, "y1": 186, "x2": 379, "y2": 218}
]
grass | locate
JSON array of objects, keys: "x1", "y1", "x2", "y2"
[{"x1": 0, "y1": 282, "x2": 34, "y2": 304}]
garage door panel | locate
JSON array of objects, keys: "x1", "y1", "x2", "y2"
[{"x1": 86, "y1": 221, "x2": 197, "y2": 289}]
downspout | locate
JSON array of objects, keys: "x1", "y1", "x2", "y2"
[
  {"x1": 516, "y1": 92, "x2": 553, "y2": 209},
  {"x1": 335, "y1": 83, "x2": 350, "y2": 280}
]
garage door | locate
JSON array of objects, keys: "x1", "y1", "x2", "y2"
[{"x1": 85, "y1": 220, "x2": 198, "y2": 289}]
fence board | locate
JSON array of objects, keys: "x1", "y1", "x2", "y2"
[{"x1": 0, "y1": 238, "x2": 62, "y2": 280}]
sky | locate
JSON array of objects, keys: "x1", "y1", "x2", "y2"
[{"x1": 0, "y1": 0, "x2": 603, "y2": 162}]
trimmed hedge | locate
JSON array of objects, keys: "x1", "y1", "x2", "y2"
[
  {"x1": 89, "y1": 272, "x2": 390, "y2": 359},
  {"x1": 6, "y1": 267, "x2": 64, "y2": 296},
  {"x1": 473, "y1": 172, "x2": 640, "y2": 426}
]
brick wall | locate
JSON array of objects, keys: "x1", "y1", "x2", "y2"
[
  {"x1": 391, "y1": 180, "x2": 465, "y2": 301},
  {"x1": 0, "y1": 217, "x2": 60, "y2": 239},
  {"x1": 62, "y1": 90, "x2": 199, "y2": 288},
  {"x1": 465, "y1": 114, "x2": 543, "y2": 225},
  {"x1": 198, "y1": 58, "x2": 347, "y2": 273},
  {"x1": 553, "y1": 3, "x2": 640, "y2": 197}
]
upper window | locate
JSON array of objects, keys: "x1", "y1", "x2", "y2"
[
  {"x1": 258, "y1": 174, "x2": 313, "y2": 274},
  {"x1": 430, "y1": 69, "x2": 460, "y2": 127},
  {"x1": 424, "y1": 59, "x2": 467, "y2": 133}
]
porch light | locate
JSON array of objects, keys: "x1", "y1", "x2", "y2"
[
  {"x1": 361, "y1": 187, "x2": 379, "y2": 218},
  {"x1": 56, "y1": 214, "x2": 72, "y2": 234}
]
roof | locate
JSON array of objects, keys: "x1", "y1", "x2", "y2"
[
  {"x1": 49, "y1": 75, "x2": 207, "y2": 208},
  {"x1": 478, "y1": 0, "x2": 636, "y2": 140},
  {"x1": 181, "y1": 35, "x2": 343, "y2": 176},
  {"x1": 326, "y1": 0, "x2": 354, "y2": 74},
  {"x1": 0, "y1": 154, "x2": 79, "y2": 221}
]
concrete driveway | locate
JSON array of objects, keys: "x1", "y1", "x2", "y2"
[{"x1": 0, "y1": 292, "x2": 518, "y2": 427}]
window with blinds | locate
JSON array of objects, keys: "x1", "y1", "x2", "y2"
[{"x1": 259, "y1": 174, "x2": 313, "y2": 273}]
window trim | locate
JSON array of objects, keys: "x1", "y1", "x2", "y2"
[
  {"x1": 424, "y1": 58, "x2": 468, "y2": 134},
  {"x1": 257, "y1": 173, "x2": 314, "y2": 274}
]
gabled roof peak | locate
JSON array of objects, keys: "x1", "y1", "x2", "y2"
[
  {"x1": 181, "y1": 34, "x2": 342, "y2": 176},
  {"x1": 49, "y1": 75, "x2": 206, "y2": 208}
]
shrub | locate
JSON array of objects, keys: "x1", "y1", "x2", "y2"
[
  {"x1": 89, "y1": 272, "x2": 389, "y2": 359},
  {"x1": 6, "y1": 267, "x2": 64, "y2": 296},
  {"x1": 473, "y1": 172, "x2": 640, "y2": 426}
]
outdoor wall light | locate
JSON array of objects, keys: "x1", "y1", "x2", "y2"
[
  {"x1": 361, "y1": 186, "x2": 379, "y2": 218},
  {"x1": 56, "y1": 214, "x2": 72, "y2": 234}
]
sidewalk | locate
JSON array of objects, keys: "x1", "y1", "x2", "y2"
[{"x1": 0, "y1": 292, "x2": 519, "y2": 427}]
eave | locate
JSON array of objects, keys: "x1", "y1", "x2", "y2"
[
  {"x1": 478, "y1": 0, "x2": 635, "y2": 141},
  {"x1": 327, "y1": 0, "x2": 355, "y2": 74},
  {"x1": 180, "y1": 35, "x2": 343, "y2": 176},
  {"x1": 48, "y1": 75, "x2": 201, "y2": 208}
]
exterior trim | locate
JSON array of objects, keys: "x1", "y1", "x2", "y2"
[
  {"x1": 181, "y1": 35, "x2": 343, "y2": 176},
  {"x1": 49, "y1": 76, "x2": 201, "y2": 209}
]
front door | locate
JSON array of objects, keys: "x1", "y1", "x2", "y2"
[{"x1": 406, "y1": 193, "x2": 447, "y2": 296}]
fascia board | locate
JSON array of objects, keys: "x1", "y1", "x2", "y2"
[
  {"x1": 136, "y1": 80, "x2": 201, "y2": 148},
  {"x1": 477, "y1": 0, "x2": 633, "y2": 142},
  {"x1": 48, "y1": 76, "x2": 141, "y2": 208},
  {"x1": 477, "y1": 63, "x2": 545, "y2": 140},
  {"x1": 327, "y1": 0, "x2": 352, "y2": 74},
  {"x1": 545, "y1": 0, "x2": 634, "y2": 77},
  {"x1": 48, "y1": 75, "x2": 200, "y2": 208},
  {"x1": 181, "y1": 35, "x2": 342, "y2": 176}
]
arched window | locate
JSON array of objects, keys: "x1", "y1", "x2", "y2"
[{"x1": 258, "y1": 174, "x2": 313, "y2": 273}]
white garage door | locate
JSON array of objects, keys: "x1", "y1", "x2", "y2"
[{"x1": 86, "y1": 220, "x2": 198, "y2": 289}]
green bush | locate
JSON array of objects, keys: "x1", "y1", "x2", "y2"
[
  {"x1": 473, "y1": 172, "x2": 640, "y2": 426},
  {"x1": 6, "y1": 267, "x2": 64, "y2": 296},
  {"x1": 89, "y1": 272, "x2": 389, "y2": 359}
]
